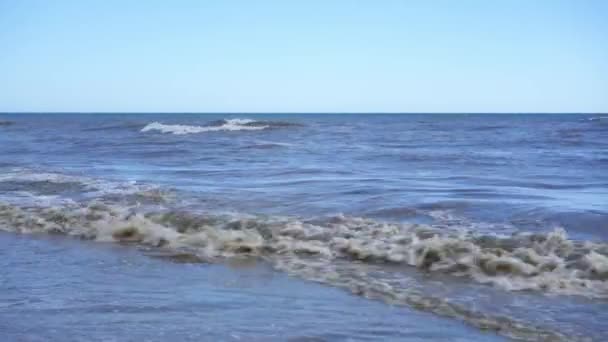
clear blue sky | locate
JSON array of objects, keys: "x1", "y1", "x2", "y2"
[{"x1": 1, "y1": 0, "x2": 607, "y2": 113}]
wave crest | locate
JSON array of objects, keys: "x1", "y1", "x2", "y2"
[
  {"x1": 2, "y1": 201, "x2": 607, "y2": 300},
  {"x1": 140, "y1": 118, "x2": 301, "y2": 135},
  {"x1": 3, "y1": 200, "x2": 604, "y2": 340}
]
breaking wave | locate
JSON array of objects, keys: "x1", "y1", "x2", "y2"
[
  {"x1": 2, "y1": 202, "x2": 606, "y2": 299},
  {"x1": 141, "y1": 118, "x2": 301, "y2": 135},
  {"x1": 3, "y1": 201, "x2": 603, "y2": 340},
  {"x1": 1, "y1": 169, "x2": 605, "y2": 341},
  {"x1": 3, "y1": 195, "x2": 607, "y2": 340}
]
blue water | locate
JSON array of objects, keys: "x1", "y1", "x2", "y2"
[{"x1": 1, "y1": 114, "x2": 607, "y2": 341}]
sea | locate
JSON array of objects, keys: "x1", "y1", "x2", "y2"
[{"x1": 0, "y1": 113, "x2": 607, "y2": 341}]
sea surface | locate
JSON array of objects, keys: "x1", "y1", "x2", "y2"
[{"x1": 1, "y1": 113, "x2": 607, "y2": 341}]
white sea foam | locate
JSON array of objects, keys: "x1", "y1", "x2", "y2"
[
  {"x1": 226, "y1": 118, "x2": 256, "y2": 125},
  {"x1": 1, "y1": 201, "x2": 607, "y2": 301},
  {"x1": 141, "y1": 119, "x2": 268, "y2": 135},
  {"x1": 0, "y1": 169, "x2": 601, "y2": 342},
  {"x1": 2, "y1": 201, "x2": 601, "y2": 340}
]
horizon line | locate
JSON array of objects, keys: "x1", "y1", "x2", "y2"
[{"x1": 1, "y1": 112, "x2": 606, "y2": 115}]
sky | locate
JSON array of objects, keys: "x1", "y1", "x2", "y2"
[{"x1": 0, "y1": 0, "x2": 607, "y2": 113}]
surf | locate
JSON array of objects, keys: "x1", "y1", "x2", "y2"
[{"x1": 140, "y1": 118, "x2": 302, "y2": 135}]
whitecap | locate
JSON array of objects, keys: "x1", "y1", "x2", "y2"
[
  {"x1": 141, "y1": 119, "x2": 268, "y2": 135},
  {"x1": 2, "y1": 200, "x2": 608, "y2": 300}
]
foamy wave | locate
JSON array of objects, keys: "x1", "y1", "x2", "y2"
[
  {"x1": 4, "y1": 201, "x2": 603, "y2": 340},
  {"x1": 141, "y1": 119, "x2": 268, "y2": 135},
  {"x1": 141, "y1": 118, "x2": 304, "y2": 135},
  {"x1": 1, "y1": 202, "x2": 607, "y2": 301},
  {"x1": 225, "y1": 118, "x2": 256, "y2": 125}
]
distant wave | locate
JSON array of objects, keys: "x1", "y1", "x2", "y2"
[
  {"x1": 141, "y1": 118, "x2": 301, "y2": 135},
  {"x1": 82, "y1": 122, "x2": 144, "y2": 132},
  {"x1": 0, "y1": 120, "x2": 15, "y2": 127},
  {"x1": 584, "y1": 116, "x2": 608, "y2": 122},
  {"x1": 246, "y1": 140, "x2": 295, "y2": 149},
  {"x1": 141, "y1": 119, "x2": 266, "y2": 135},
  {"x1": 469, "y1": 125, "x2": 511, "y2": 131}
]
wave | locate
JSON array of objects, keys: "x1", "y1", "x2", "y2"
[
  {"x1": 1, "y1": 170, "x2": 604, "y2": 341},
  {"x1": 2, "y1": 201, "x2": 599, "y2": 340},
  {"x1": 141, "y1": 120, "x2": 266, "y2": 135},
  {"x1": 82, "y1": 122, "x2": 144, "y2": 132},
  {"x1": 0, "y1": 120, "x2": 15, "y2": 126},
  {"x1": 0, "y1": 169, "x2": 164, "y2": 207},
  {"x1": 141, "y1": 118, "x2": 302, "y2": 135},
  {"x1": 6, "y1": 180, "x2": 608, "y2": 342},
  {"x1": 469, "y1": 125, "x2": 511, "y2": 131},
  {"x1": 246, "y1": 140, "x2": 295, "y2": 149},
  {"x1": 2, "y1": 199, "x2": 607, "y2": 299}
]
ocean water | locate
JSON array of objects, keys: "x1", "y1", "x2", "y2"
[{"x1": 1, "y1": 113, "x2": 607, "y2": 341}]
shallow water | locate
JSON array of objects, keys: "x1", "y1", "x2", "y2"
[
  {"x1": 0, "y1": 232, "x2": 504, "y2": 342},
  {"x1": 1, "y1": 113, "x2": 607, "y2": 340}
]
